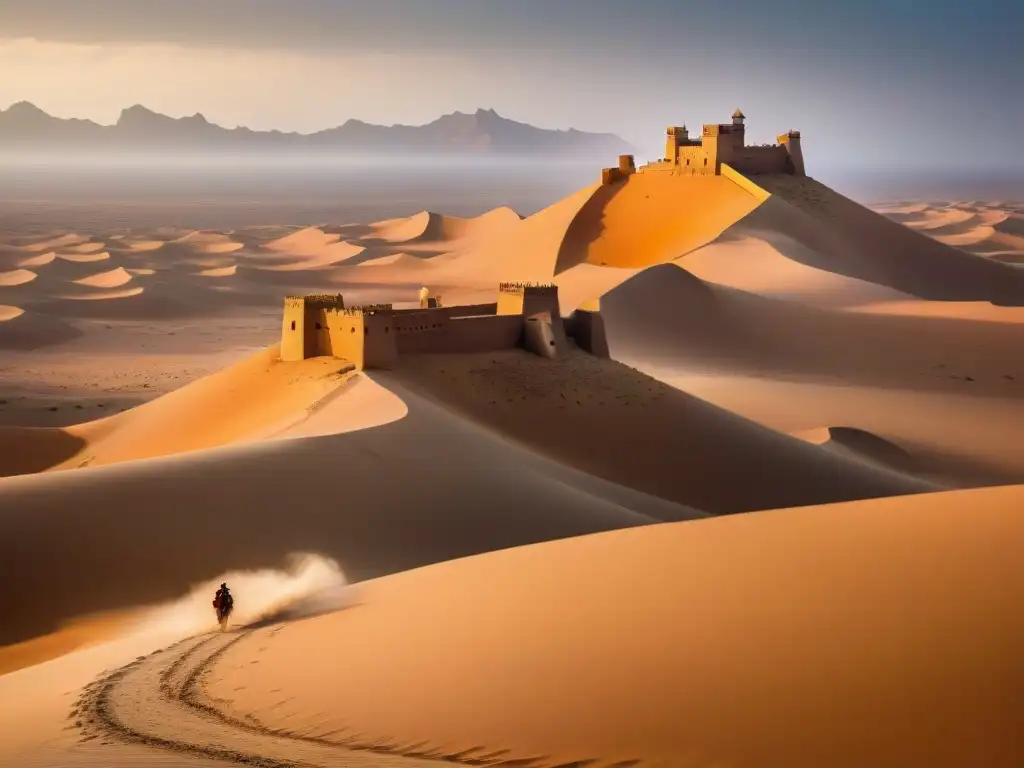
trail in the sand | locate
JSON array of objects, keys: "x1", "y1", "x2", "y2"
[
  {"x1": 75, "y1": 632, "x2": 453, "y2": 767},
  {"x1": 76, "y1": 631, "x2": 558, "y2": 767}
]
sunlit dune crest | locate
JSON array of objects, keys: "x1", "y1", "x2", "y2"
[{"x1": 1, "y1": 141, "x2": 1023, "y2": 768}]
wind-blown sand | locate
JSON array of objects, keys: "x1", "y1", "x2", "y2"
[{"x1": 2, "y1": 170, "x2": 1022, "y2": 766}]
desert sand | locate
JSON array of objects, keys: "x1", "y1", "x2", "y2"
[{"x1": 1, "y1": 167, "x2": 1022, "y2": 767}]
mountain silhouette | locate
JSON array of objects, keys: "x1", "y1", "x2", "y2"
[{"x1": 0, "y1": 102, "x2": 632, "y2": 157}]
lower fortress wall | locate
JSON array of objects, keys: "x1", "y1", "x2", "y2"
[
  {"x1": 565, "y1": 310, "x2": 610, "y2": 358},
  {"x1": 394, "y1": 312, "x2": 525, "y2": 355},
  {"x1": 444, "y1": 314, "x2": 525, "y2": 354}
]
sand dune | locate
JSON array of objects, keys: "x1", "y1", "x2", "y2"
[
  {"x1": 557, "y1": 172, "x2": 766, "y2": 271},
  {"x1": 172, "y1": 231, "x2": 245, "y2": 253},
  {"x1": 195, "y1": 484, "x2": 1024, "y2": 768},
  {"x1": 65, "y1": 242, "x2": 107, "y2": 255},
  {"x1": 16, "y1": 251, "x2": 56, "y2": 268},
  {"x1": 0, "y1": 375, "x2": 698, "y2": 650},
  {"x1": 876, "y1": 201, "x2": 1024, "y2": 270},
  {"x1": 391, "y1": 349, "x2": 935, "y2": 514},
  {"x1": 264, "y1": 226, "x2": 344, "y2": 254},
  {"x1": 21, "y1": 234, "x2": 89, "y2": 253},
  {"x1": 738, "y1": 177, "x2": 1024, "y2": 304},
  {"x1": 2, "y1": 166, "x2": 1023, "y2": 768},
  {"x1": 0, "y1": 306, "x2": 83, "y2": 350},
  {"x1": 0, "y1": 304, "x2": 24, "y2": 322},
  {"x1": 71, "y1": 266, "x2": 134, "y2": 289},
  {"x1": 368, "y1": 207, "x2": 521, "y2": 246},
  {"x1": 793, "y1": 425, "x2": 915, "y2": 471},
  {"x1": 54, "y1": 250, "x2": 111, "y2": 263},
  {"x1": 121, "y1": 239, "x2": 166, "y2": 252},
  {"x1": 197, "y1": 264, "x2": 238, "y2": 277},
  {"x1": 431, "y1": 184, "x2": 601, "y2": 284},
  {"x1": 0, "y1": 268, "x2": 37, "y2": 286}
]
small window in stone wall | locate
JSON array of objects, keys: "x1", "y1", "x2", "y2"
[
  {"x1": 704, "y1": 158, "x2": 708, "y2": 166},
  {"x1": 350, "y1": 327, "x2": 355, "y2": 333},
  {"x1": 290, "y1": 321, "x2": 296, "y2": 331},
  {"x1": 315, "y1": 322, "x2": 322, "y2": 330}
]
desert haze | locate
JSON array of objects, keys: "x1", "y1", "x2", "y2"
[{"x1": 1, "y1": 109, "x2": 1023, "y2": 768}]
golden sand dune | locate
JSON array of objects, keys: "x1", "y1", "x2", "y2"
[
  {"x1": 435, "y1": 185, "x2": 601, "y2": 284},
  {"x1": 0, "y1": 306, "x2": 82, "y2": 350},
  {"x1": 851, "y1": 298, "x2": 1024, "y2": 323},
  {"x1": 681, "y1": 234, "x2": 912, "y2": 308},
  {"x1": 71, "y1": 266, "x2": 134, "y2": 289},
  {"x1": 0, "y1": 268, "x2": 37, "y2": 286},
  {"x1": 53, "y1": 250, "x2": 111, "y2": 263},
  {"x1": 171, "y1": 230, "x2": 245, "y2": 254},
  {"x1": 64, "y1": 242, "x2": 107, "y2": 255},
  {"x1": 0, "y1": 305, "x2": 24, "y2": 322},
  {"x1": 197, "y1": 264, "x2": 238, "y2": 277},
  {"x1": 793, "y1": 425, "x2": 915, "y2": 470},
  {"x1": 20, "y1": 234, "x2": 89, "y2": 253},
  {"x1": 391, "y1": 349, "x2": 935, "y2": 514},
  {"x1": 355, "y1": 252, "x2": 429, "y2": 268},
  {"x1": 52, "y1": 347, "x2": 357, "y2": 471},
  {"x1": 558, "y1": 172, "x2": 765, "y2": 271},
  {"x1": 121, "y1": 239, "x2": 166, "y2": 252},
  {"x1": 56, "y1": 286, "x2": 146, "y2": 302},
  {"x1": 0, "y1": 375, "x2": 696, "y2": 653},
  {"x1": 600, "y1": 264, "x2": 1024, "y2": 485},
  {"x1": 15, "y1": 252, "x2": 56, "y2": 268},
  {"x1": 741, "y1": 177, "x2": 1024, "y2": 303},
  {"x1": 189, "y1": 484, "x2": 1023, "y2": 768},
  {"x1": 260, "y1": 227, "x2": 365, "y2": 269},
  {"x1": 264, "y1": 226, "x2": 344, "y2": 254},
  {"x1": 876, "y1": 201, "x2": 1024, "y2": 266},
  {"x1": 368, "y1": 207, "x2": 521, "y2": 246}
]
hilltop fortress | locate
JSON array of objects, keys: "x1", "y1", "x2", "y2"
[
  {"x1": 602, "y1": 109, "x2": 804, "y2": 184},
  {"x1": 281, "y1": 284, "x2": 609, "y2": 369}
]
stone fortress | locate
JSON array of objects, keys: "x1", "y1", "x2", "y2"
[
  {"x1": 602, "y1": 109, "x2": 805, "y2": 184},
  {"x1": 281, "y1": 283, "x2": 609, "y2": 370}
]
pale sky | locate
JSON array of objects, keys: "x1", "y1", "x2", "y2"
[{"x1": 1, "y1": 0, "x2": 1020, "y2": 171}]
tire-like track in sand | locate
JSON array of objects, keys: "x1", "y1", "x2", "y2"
[{"x1": 73, "y1": 632, "x2": 546, "y2": 768}]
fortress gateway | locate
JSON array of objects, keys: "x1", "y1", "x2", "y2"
[
  {"x1": 281, "y1": 283, "x2": 608, "y2": 370},
  {"x1": 602, "y1": 109, "x2": 805, "y2": 184}
]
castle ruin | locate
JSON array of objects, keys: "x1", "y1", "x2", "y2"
[
  {"x1": 602, "y1": 109, "x2": 805, "y2": 184},
  {"x1": 281, "y1": 284, "x2": 608, "y2": 369}
]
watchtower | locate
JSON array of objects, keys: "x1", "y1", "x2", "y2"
[
  {"x1": 497, "y1": 282, "x2": 561, "y2": 319},
  {"x1": 323, "y1": 306, "x2": 397, "y2": 370},
  {"x1": 778, "y1": 130, "x2": 805, "y2": 176},
  {"x1": 281, "y1": 293, "x2": 345, "y2": 362}
]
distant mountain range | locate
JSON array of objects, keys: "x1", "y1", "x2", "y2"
[{"x1": 0, "y1": 102, "x2": 632, "y2": 158}]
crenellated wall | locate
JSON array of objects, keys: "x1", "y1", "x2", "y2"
[
  {"x1": 636, "y1": 112, "x2": 805, "y2": 178},
  {"x1": 281, "y1": 284, "x2": 605, "y2": 368}
]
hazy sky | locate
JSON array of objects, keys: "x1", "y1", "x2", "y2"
[{"x1": 2, "y1": 0, "x2": 1020, "y2": 171}]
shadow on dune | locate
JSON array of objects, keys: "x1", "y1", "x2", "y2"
[
  {"x1": 0, "y1": 379, "x2": 696, "y2": 647},
  {"x1": 602, "y1": 264, "x2": 1024, "y2": 396},
  {"x1": 553, "y1": 182, "x2": 623, "y2": 275},
  {"x1": 0, "y1": 427, "x2": 87, "y2": 478},
  {"x1": 746, "y1": 178, "x2": 1024, "y2": 305}
]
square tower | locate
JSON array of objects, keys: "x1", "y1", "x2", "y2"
[
  {"x1": 497, "y1": 282, "x2": 561, "y2": 319},
  {"x1": 281, "y1": 293, "x2": 346, "y2": 361},
  {"x1": 322, "y1": 306, "x2": 397, "y2": 370}
]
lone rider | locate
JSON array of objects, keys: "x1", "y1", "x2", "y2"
[{"x1": 213, "y1": 582, "x2": 233, "y2": 614}]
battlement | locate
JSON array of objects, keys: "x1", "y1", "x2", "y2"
[
  {"x1": 280, "y1": 281, "x2": 603, "y2": 368},
  {"x1": 330, "y1": 304, "x2": 394, "y2": 316},
  {"x1": 498, "y1": 282, "x2": 558, "y2": 295},
  {"x1": 287, "y1": 293, "x2": 346, "y2": 310},
  {"x1": 644, "y1": 109, "x2": 805, "y2": 178}
]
